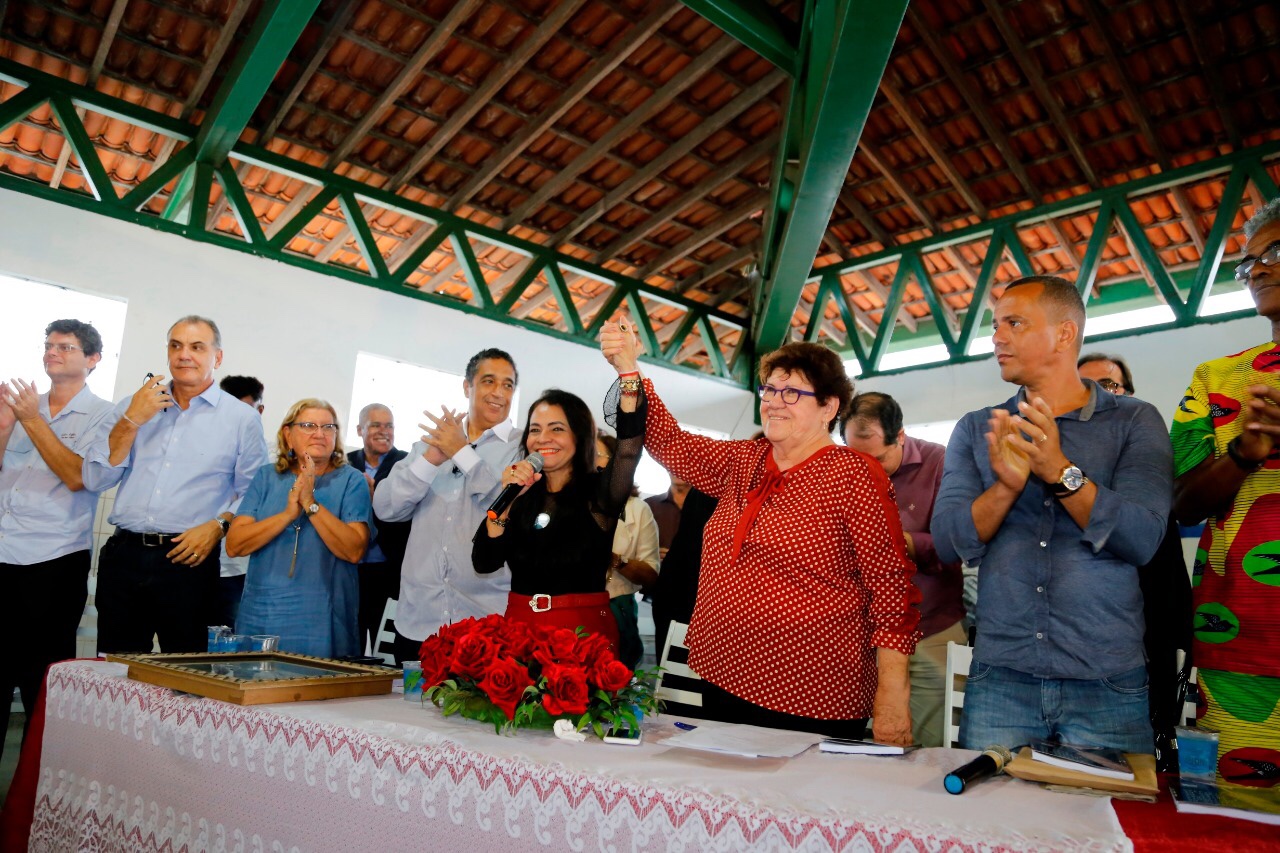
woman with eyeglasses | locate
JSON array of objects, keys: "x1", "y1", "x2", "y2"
[
  {"x1": 228, "y1": 399, "x2": 372, "y2": 658},
  {"x1": 625, "y1": 338, "x2": 922, "y2": 742}
]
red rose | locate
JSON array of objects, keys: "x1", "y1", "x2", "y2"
[
  {"x1": 501, "y1": 620, "x2": 537, "y2": 659},
  {"x1": 533, "y1": 628, "x2": 582, "y2": 667},
  {"x1": 450, "y1": 631, "x2": 498, "y2": 680},
  {"x1": 590, "y1": 658, "x2": 632, "y2": 694},
  {"x1": 478, "y1": 656, "x2": 534, "y2": 720},
  {"x1": 474, "y1": 613, "x2": 506, "y2": 639},
  {"x1": 576, "y1": 632, "x2": 612, "y2": 668},
  {"x1": 541, "y1": 663, "x2": 590, "y2": 717},
  {"x1": 418, "y1": 634, "x2": 453, "y2": 688}
]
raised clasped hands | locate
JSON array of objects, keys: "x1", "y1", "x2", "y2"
[
  {"x1": 295, "y1": 452, "x2": 317, "y2": 511},
  {"x1": 0, "y1": 381, "x2": 22, "y2": 430},
  {"x1": 985, "y1": 408, "x2": 1031, "y2": 491},
  {"x1": 599, "y1": 316, "x2": 641, "y2": 375},
  {"x1": 126, "y1": 373, "x2": 172, "y2": 426},
  {"x1": 1238, "y1": 383, "x2": 1280, "y2": 463}
]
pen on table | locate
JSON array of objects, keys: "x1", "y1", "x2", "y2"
[{"x1": 674, "y1": 722, "x2": 697, "y2": 731}]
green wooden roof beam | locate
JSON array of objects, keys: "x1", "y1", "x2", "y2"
[
  {"x1": 191, "y1": 0, "x2": 322, "y2": 168},
  {"x1": 680, "y1": 0, "x2": 799, "y2": 74},
  {"x1": 754, "y1": 0, "x2": 910, "y2": 354}
]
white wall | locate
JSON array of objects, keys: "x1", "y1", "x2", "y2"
[{"x1": 0, "y1": 189, "x2": 757, "y2": 439}]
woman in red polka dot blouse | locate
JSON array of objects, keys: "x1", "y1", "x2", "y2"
[{"x1": 639, "y1": 340, "x2": 923, "y2": 742}]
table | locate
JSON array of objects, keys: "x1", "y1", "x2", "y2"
[{"x1": 0, "y1": 661, "x2": 1214, "y2": 851}]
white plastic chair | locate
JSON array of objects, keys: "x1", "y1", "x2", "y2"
[
  {"x1": 655, "y1": 621, "x2": 703, "y2": 708},
  {"x1": 75, "y1": 569, "x2": 98, "y2": 659},
  {"x1": 943, "y1": 641, "x2": 973, "y2": 748},
  {"x1": 374, "y1": 598, "x2": 398, "y2": 665}
]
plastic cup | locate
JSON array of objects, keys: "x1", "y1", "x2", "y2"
[
  {"x1": 1176, "y1": 725, "x2": 1219, "y2": 778},
  {"x1": 227, "y1": 634, "x2": 253, "y2": 652},
  {"x1": 403, "y1": 661, "x2": 423, "y2": 702},
  {"x1": 207, "y1": 625, "x2": 231, "y2": 652},
  {"x1": 251, "y1": 635, "x2": 279, "y2": 652}
]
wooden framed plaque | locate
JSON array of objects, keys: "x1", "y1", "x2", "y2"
[{"x1": 105, "y1": 651, "x2": 397, "y2": 705}]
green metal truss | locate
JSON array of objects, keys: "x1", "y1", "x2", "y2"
[
  {"x1": 0, "y1": 56, "x2": 751, "y2": 386},
  {"x1": 805, "y1": 141, "x2": 1280, "y2": 376},
  {"x1": 739, "y1": 0, "x2": 909, "y2": 355}
]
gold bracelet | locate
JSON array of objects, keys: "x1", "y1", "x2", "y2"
[
  {"x1": 618, "y1": 377, "x2": 642, "y2": 393},
  {"x1": 488, "y1": 516, "x2": 507, "y2": 527}
]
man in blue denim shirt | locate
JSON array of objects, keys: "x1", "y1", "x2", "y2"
[{"x1": 932, "y1": 275, "x2": 1172, "y2": 753}]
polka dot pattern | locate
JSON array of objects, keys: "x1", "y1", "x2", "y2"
[{"x1": 643, "y1": 380, "x2": 923, "y2": 719}]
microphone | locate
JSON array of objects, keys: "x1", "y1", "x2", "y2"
[
  {"x1": 486, "y1": 452, "x2": 544, "y2": 521},
  {"x1": 944, "y1": 744, "x2": 1013, "y2": 794}
]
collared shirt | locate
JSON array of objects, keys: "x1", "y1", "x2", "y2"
[
  {"x1": 0, "y1": 385, "x2": 114, "y2": 564},
  {"x1": 932, "y1": 382, "x2": 1172, "y2": 679},
  {"x1": 372, "y1": 419, "x2": 522, "y2": 640},
  {"x1": 361, "y1": 459, "x2": 388, "y2": 564},
  {"x1": 82, "y1": 383, "x2": 268, "y2": 533},
  {"x1": 606, "y1": 495, "x2": 661, "y2": 598},
  {"x1": 886, "y1": 435, "x2": 964, "y2": 638}
]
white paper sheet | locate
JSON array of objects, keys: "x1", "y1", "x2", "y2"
[{"x1": 663, "y1": 720, "x2": 822, "y2": 758}]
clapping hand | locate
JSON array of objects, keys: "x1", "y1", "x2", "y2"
[
  {"x1": 600, "y1": 317, "x2": 641, "y2": 374},
  {"x1": 0, "y1": 382, "x2": 18, "y2": 431},
  {"x1": 422, "y1": 406, "x2": 468, "y2": 458},
  {"x1": 4, "y1": 378, "x2": 41, "y2": 423},
  {"x1": 985, "y1": 408, "x2": 1031, "y2": 492},
  {"x1": 296, "y1": 452, "x2": 317, "y2": 510},
  {"x1": 1007, "y1": 397, "x2": 1071, "y2": 483},
  {"x1": 1238, "y1": 383, "x2": 1280, "y2": 463}
]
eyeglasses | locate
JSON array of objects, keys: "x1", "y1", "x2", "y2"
[
  {"x1": 1096, "y1": 378, "x2": 1124, "y2": 394},
  {"x1": 758, "y1": 384, "x2": 818, "y2": 405},
  {"x1": 1234, "y1": 240, "x2": 1280, "y2": 282},
  {"x1": 43, "y1": 342, "x2": 82, "y2": 354},
  {"x1": 290, "y1": 422, "x2": 339, "y2": 434}
]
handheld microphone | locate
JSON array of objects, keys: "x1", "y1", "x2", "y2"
[
  {"x1": 944, "y1": 744, "x2": 1013, "y2": 794},
  {"x1": 486, "y1": 452, "x2": 544, "y2": 521}
]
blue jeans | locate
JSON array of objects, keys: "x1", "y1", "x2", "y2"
[{"x1": 959, "y1": 661, "x2": 1153, "y2": 753}]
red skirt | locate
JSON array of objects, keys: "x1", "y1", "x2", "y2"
[{"x1": 505, "y1": 591, "x2": 620, "y2": 651}]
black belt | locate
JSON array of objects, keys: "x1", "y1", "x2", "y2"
[{"x1": 113, "y1": 529, "x2": 182, "y2": 547}]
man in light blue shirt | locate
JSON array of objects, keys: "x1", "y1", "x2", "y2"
[
  {"x1": 83, "y1": 316, "x2": 268, "y2": 653},
  {"x1": 932, "y1": 276, "x2": 1171, "y2": 754},
  {"x1": 373, "y1": 348, "x2": 522, "y2": 662},
  {"x1": 0, "y1": 319, "x2": 114, "y2": 758}
]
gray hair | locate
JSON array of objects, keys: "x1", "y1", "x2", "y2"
[
  {"x1": 1244, "y1": 197, "x2": 1280, "y2": 241},
  {"x1": 359, "y1": 402, "x2": 391, "y2": 424},
  {"x1": 168, "y1": 315, "x2": 222, "y2": 348}
]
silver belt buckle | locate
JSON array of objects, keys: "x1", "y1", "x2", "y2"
[
  {"x1": 529, "y1": 594, "x2": 551, "y2": 613},
  {"x1": 141, "y1": 532, "x2": 165, "y2": 547}
]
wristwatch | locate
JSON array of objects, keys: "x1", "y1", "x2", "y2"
[
  {"x1": 306, "y1": 502, "x2": 321, "y2": 517},
  {"x1": 1051, "y1": 463, "x2": 1088, "y2": 498},
  {"x1": 215, "y1": 517, "x2": 230, "y2": 535}
]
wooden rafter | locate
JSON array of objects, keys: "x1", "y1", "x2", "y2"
[
  {"x1": 599, "y1": 136, "x2": 775, "y2": 261},
  {"x1": 673, "y1": 243, "x2": 756, "y2": 296},
  {"x1": 632, "y1": 194, "x2": 765, "y2": 282},
  {"x1": 383, "y1": 0, "x2": 589, "y2": 190},
  {"x1": 1173, "y1": 0, "x2": 1242, "y2": 150},
  {"x1": 444, "y1": 4, "x2": 681, "y2": 214},
  {"x1": 48, "y1": 0, "x2": 128, "y2": 190},
  {"x1": 979, "y1": 0, "x2": 1099, "y2": 188},
  {"x1": 323, "y1": 0, "x2": 484, "y2": 169},
  {"x1": 550, "y1": 67, "x2": 787, "y2": 249},
  {"x1": 497, "y1": 37, "x2": 739, "y2": 231}
]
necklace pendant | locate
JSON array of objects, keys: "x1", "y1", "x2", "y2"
[{"x1": 533, "y1": 512, "x2": 551, "y2": 530}]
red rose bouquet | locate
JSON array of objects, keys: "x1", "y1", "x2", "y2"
[{"x1": 420, "y1": 614, "x2": 659, "y2": 736}]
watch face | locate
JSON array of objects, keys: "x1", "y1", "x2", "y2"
[
  {"x1": 308, "y1": 503, "x2": 320, "y2": 515},
  {"x1": 1061, "y1": 466, "x2": 1085, "y2": 490}
]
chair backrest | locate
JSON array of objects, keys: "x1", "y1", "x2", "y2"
[
  {"x1": 375, "y1": 598, "x2": 398, "y2": 665},
  {"x1": 655, "y1": 621, "x2": 702, "y2": 708},
  {"x1": 943, "y1": 641, "x2": 973, "y2": 748}
]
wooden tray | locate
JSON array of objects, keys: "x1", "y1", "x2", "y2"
[{"x1": 105, "y1": 651, "x2": 397, "y2": 705}]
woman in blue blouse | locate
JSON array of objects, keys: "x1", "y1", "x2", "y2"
[{"x1": 228, "y1": 399, "x2": 372, "y2": 658}]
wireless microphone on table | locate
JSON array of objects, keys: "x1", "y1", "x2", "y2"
[
  {"x1": 486, "y1": 452, "x2": 544, "y2": 520},
  {"x1": 944, "y1": 744, "x2": 1014, "y2": 794}
]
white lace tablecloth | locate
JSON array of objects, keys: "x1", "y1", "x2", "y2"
[{"x1": 30, "y1": 661, "x2": 1131, "y2": 852}]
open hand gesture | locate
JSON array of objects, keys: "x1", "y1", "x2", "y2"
[{"x1": 0, "y1": 382, "x2": 18, "y2": 431}]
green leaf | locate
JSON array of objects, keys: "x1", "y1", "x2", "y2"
[{"x1": 592, "y1": 720, "x2": 605, "y2": 739}]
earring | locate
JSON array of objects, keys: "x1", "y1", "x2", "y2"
[{"x1": 287, "y1": 449, "x2": 296, "y2": 459}]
